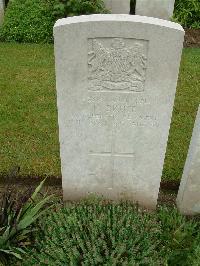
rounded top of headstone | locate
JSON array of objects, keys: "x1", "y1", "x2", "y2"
[{"x1": 54, "y1": 14, "x2": 184, "y2": 33}]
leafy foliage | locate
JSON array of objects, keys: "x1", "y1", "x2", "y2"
[
  {"x1": 157, "y1": 207, "x2": 200, "y2": 265},
  {"x1": 188, "y1": 235, "x2": 200, "y2": 265},
  {"x1": 0, "y1": 179, "x2": 54, "y2": 264},
  {"x1": 0, "y1": 0, "x2": 107, "y2": 43},
  {"x1": 173, "y1": 0, "x2": 200, "y2": 28},
  {"x1": 15, "y1": 199, "x2": 200, "y2": 265},
  {"x1": 0, "y1": 0, "x2": 58, "y2": 43},
  {"x1": 61, "y1": 0, "x2": 108, "y2": 17}
]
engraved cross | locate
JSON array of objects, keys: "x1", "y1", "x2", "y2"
[{"x1": 89, "y1": 125, "x2": 135, "y2": 186}]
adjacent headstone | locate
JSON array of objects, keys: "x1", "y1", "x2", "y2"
[
  {"x1": 104, "y1": 0, "x2": 130, "y2": 14},
  {"x1": 0, "y1": 0, "x2": 5, "y2": 25},
  {"x1": 136, "y1": 0, "x2": 175, "y2": 20},
  {"x1": 177, "y1": 106, "x2": 200, "y2": 215},
  {"x1": 54, "y1": 14, "x2": 184, "y2": 209}
]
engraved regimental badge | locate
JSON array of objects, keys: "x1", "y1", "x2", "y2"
[{"x1": 88, "y1": 38, "x2": 148, "y2": 92}]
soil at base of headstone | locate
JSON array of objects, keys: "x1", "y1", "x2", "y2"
[
  {"x1": 0, "y1": 174, "x2": 179, "y2": 206},
  {"x1": 184, "y1": 29, "x2": 200, "y2": 48},
  {"x1": 0, "y1": 183, "x2": 177, "y2": 207}
]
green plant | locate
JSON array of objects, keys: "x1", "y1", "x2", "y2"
[
  {"x1": 173, "y1": 0, "x2": 200, "y2": 28},
  {"x1": 0, "y1": 0, "x2": 107, "y2": 43},
  {"x1": 188, "y1": 235, "x2": 200, "y2": 265},
  {"x1": 157, "y1": 206, "x2": 200, "y2": 265},
  {"x1": 64, "y1": 0, "x2": 107, "y2": 16},
  {"x1": 9, "y1": 200, "x2": 199, "y2": 265},
  {"x1": 20, "y1": 200, "x2": 163, "y2": 265},
  {"x1": 0, "y1": 0, "x2": 60, "y2": 43},
  {"x1": 0, "y1": 179, "x2": 54, "y2": 264}
]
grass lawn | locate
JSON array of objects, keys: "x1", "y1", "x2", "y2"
[
  {"x1": 0, "y1": 43, "x2": 60, "y2": 177},
  {"x1": 0, "y1": 43, "x2": 200, "y2": 181},
  {"x1": 10, "y1": 200, "x2": 200, "y2": 265}
]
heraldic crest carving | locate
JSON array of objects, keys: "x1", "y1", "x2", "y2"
[{"x1": 88, "y1": 38, "x2": 148, "y2": 92}]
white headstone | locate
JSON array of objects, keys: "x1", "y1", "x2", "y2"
[
  {"x1": 54, "y1": 14, "x2": 184, "y2": 209},
  {"x1": 0, "y1": 0, "x2": 4, "y2": 25},
  {"x1": 104, "y1": 0, "x2": 130, "y2": 14},
  {"x1": 177, "y1": 106, "x2": 200, "y2": 215},
  {"x1": 136, "y1": 0, "x2": 175, "y2": 20}
]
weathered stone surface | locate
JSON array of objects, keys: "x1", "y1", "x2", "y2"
[
  {"x1": 136, "y1": 0, "x2": 175, "y2": 20},
  {"x1": 0, "y1": 0, "x2": 4, "y2": 25},
  {"x1": 54, "y1": 14, "x2": 184, "y2": 209},
  {"x1": 104, "y1": 0, "x2": 130, "y2": 14},
  {"x1": 177, "y1": 106, "x2": 200, "y2": 215}
]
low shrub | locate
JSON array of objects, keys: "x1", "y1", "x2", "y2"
[
  {"x1": 63, "y1": 0, "x2": 108, "y2": 16},
  {"x1": 0, "y1": 0, "x2": 58, "y2": 43},
  {"x1": 173, "y1": 0, "x2": 200, "y2": 28},
  {"x1": 0, "y1": 0, "x2": 107, "y2": 43},
  {"x1": 19, "y1": 201, "x2": 163, "y2": 265},
  {"x1": 14, "y1": 199, "x2": 200, "y2": 265}
]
